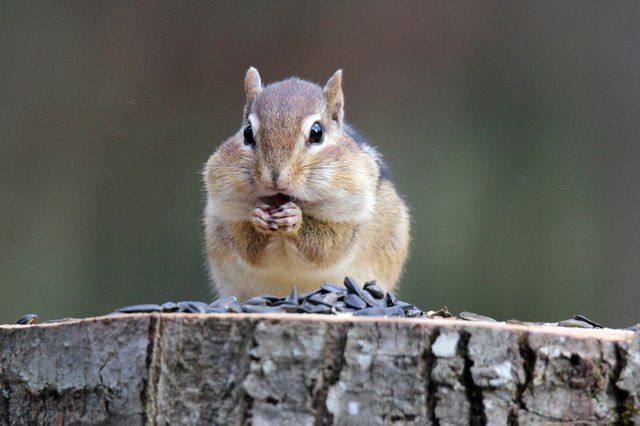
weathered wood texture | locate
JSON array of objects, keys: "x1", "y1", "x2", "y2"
[{"x1": 1, "y1": 314, "x2": 638, "y2": 425}]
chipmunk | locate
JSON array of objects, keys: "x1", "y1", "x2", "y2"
[{"x1": 203, "y1": 68, "x2": 410, "y2": 300}]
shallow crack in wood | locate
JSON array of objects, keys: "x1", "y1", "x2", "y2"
[
  {"x1": 240, "y1": 320, "x2": 259, "y2": 425},
  {"x1": 0, "y1": 314, "x2": 638, "y2": 425},
  {"x1": 141, "y1": 314, "x2": 162, "y2": 425},
  {"x1": 509, "y1": 332, "x2": 535, "y2": 424},
  {"x1": 422, "y1": 327, "x2": 439, "y2": 425},
  {"x1": 615, "y1": 332, "x2": 640, "y2": 424},
  {"x1": 311, "y1": 322, "x2": 349, "y2": 426},
  {"x1": 459, "y1": 331, "x2": 486, "y2": 425},
  {"x1": 609, "y1": 343, "x2": 633, "y2": 424}
]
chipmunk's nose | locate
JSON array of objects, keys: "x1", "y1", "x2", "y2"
[
  {"x1": 266, "y1": 167, "x2": 290, "y2": 192},
  {"x1": 271, "y1": 170, "x2": 280, "y2": 185}
]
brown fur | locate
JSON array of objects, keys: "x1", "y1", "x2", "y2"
[{"x1": 204, "y1": 68, "x2": 410, "y2": 300}]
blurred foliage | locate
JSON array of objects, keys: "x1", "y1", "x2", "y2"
[{"x1": 1, "y1": 2, "x2": 639, "y2": 327}]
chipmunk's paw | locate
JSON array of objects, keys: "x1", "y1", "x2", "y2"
[
  {"x1": 251, "y1": 202, "x2": 302, "y2": 236},
  {"x1": 269, "y1": 202, "x2": 302, "y2": 236}
]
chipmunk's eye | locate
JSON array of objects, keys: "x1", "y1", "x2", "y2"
[
  {"x1": 243, "y1": 123, "x2": 255, "y2": 146},
  {"x1": 308, "y1": 122, "x2": 323, "y2": 144}
]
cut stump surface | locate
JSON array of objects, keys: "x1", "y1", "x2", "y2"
[{"x1": 1, "y1": 314, "x2": 638, "y2": 425}]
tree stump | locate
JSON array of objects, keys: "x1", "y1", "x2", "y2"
[{"x1": 1, "y1": 314, "x2": 638, "y2": 425}]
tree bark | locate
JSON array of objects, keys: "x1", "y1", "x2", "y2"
[{"x1": 1, "y1": 314, "x2": 638, "y2": 425}]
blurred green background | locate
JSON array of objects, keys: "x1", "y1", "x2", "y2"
[{"x1": 1, "y1": 2, "x2": 638, "y2": 327}]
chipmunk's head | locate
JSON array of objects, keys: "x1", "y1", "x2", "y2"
[
  {"x1": 239, "y1": 67, "x2": 356, "y2": 206},
  {"x1": 206, "y1": 68, "x2": 381, "y2": 222}
]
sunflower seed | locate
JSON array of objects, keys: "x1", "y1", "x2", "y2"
[
  {"x1": 116, "y1": 304, "x2": 163, "y2": 313},
  {"x1": 385, "y1": 291, "x2": 399, "y2": 306},
  {"x1": 354, "y1": 307, "x2": 384, "y2": 317},
  {"x1": 364, "y1": 281, "x2": 385, "y2": 299},
  {"x1": 299, "y1": 288, "x2": 323, "y2": 300},
  {"x1": 161, "y1": 302, "x2": 179, "y2": 312},
  {"x1": 43, "y1": 318, "x2": 78, "y2": 324},
  {"x1": 573, "y1": 315, "x2": 604, "y2": 329},
  {"x1": 344, "y1": 277, "x2": 376, "y2": 307},
  {"x1": 241, "y1": 305, "x2": 285, "y2": 314},
  {"x1": 209, "y1": 296, "x2": 238, "y2": 309},
  {"x1": 320, "y1": 292, "x2": 340, "y2": 306},
  {"x1": 557, "y1": 319, "x2": 594, "y2": 329},
  {"x1": 343, "y1": 276, "x2": 361, "y2": 295},
  {"x1": 397, "y1": 302, "x2": 415, "y2": 310},
  {"x1": 279, "y1": 304, "x2": 306, "y2": 313},
  {"x1": 354, "y1": 306, "x2": 405, "y2": 317},
  {"x1": 228, "y1": 303, "x2": 243, "y2": 313},
  {"x1": 344, "y1": 293, "x2": 367, "y2": 309},
  {"x1": 206, "y1": 306, "x2": 230, "y2": 314},
  {"x1": 360, "y1": 290, "x2": 381, "y2": 307},
  {"x1": 243, "y1": 296, "x2": 269, "y2": 306},
  {"x1": 321, "y1": 283, "x2": 346, "y2": 294},
  {"x1": 333, "y1": 300, "x2": 348, "y2": 309},
  {"x1": 405, "y1": 308, "x2": 423, "y2": 318},
  {"x1": 307, "y1": 293, "x2": 326, "y2": 305},
  {"x1": 381, "y1": 306, "x2": 407, "y2": 317},
  {"x1": 178, "y1": 301, "x2": 208, "y2": 313},
  {"x1": 459, "y1": 311, "x2": 497, "y2": 322},
  {"x1": 302, "y1": 302, "x2": 332, "y2": 314},
  {"x1": 257, "y1": 294, "x2": 283, "y2": 303},
  {"x1": 16, "y1": 314, "x2": 38, "y2": 325},
  {"x1": 286, "y1": 287, "x2": 298, "y2": 303},
  {"x1": 331, "y1": 305, "x2": 352, "y2": 314}
]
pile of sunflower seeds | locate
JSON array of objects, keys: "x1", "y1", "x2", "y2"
[
  {"x1": 11, "y1": 276, "x2": 637, "y2": 330},
  {"x1": 109, "y1": 277, "x2": 436, "y2": 318}
]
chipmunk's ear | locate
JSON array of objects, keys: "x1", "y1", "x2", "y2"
[
  {"x1": 323, "y1": 69, "x2": 344, "y2": 126},
  {"x1": 244, "y1": 67, "x2": 262, "y2": 109}
]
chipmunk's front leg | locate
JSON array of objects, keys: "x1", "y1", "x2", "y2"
[
  {"x1": 225, "y1": 220, "x2": 270, "y2": 266},
  {"x1": 294, "y1": 216, "x2": 356, "y2": 267},
  {"x1": 251, "y1": 201, "x2": 354, "y2": 266}
]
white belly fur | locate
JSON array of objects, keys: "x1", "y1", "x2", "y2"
[{"x1": 212, "y1": 237, "x2": 369, "y2": 298}]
